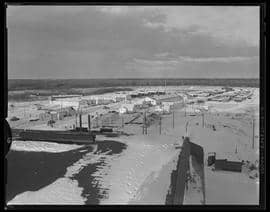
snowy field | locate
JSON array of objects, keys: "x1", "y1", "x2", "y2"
[{"x1": 6, "y1": 86, "x2": 260, "y2": 205}]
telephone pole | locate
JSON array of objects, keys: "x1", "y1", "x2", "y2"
[
  {"x1": 184, "y1": 98, "x2": 186, "y2": 117},
  {"x1": 79, "y1": 113, "x2": 82, "y2": 130},
  {"x1": 202, "y1": 112, "x2": 205, "y2": 128},
  {"x1": 172, "y1": 105, "x2": 175, "y2": 129},
  {"x1": 143, "y1": 111, "x2": 147, "y2": 135},
  {"x1": 75, "y1": 113, "x2": 78, "y2": 128},
  {"x1": 88, "y1": 114, "x2": 91, "y2": 132},
  {"x1": 185, "y1": 121, "x2": 189, "y2": 136},
  {"x1": 145, "y1": 111, "x2": 147, "y2": 135},
  {"x1": 252, "y1": 117, "x2": 255, "y2": 149},
  {"x1": 159, "y1": 116, "x2": 162, "y2": 135}
]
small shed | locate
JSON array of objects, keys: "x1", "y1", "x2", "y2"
[{"x1": 215, "y1": 159, "x2": 243, "y2": 172}]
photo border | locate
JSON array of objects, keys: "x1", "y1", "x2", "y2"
[{"x1": 2, "y1": 0, "x2": 267, "y2": 210}]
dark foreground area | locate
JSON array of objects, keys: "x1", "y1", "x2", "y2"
[{"x1": 6, "y1": 140, "x2": 127, "y2": 204}]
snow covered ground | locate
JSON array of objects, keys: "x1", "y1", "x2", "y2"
[
  {"x1": 95, "y1": 135, "x2": 181, "y2": 204},
  {"x1": 7, "y1": 135, "x2": 181, "y2": 205},
  {"x1": 8, "y1": 178, "x2": 86, "y2": 205},
  {"x1": 10, "y1": 140, "x2": 84, "y2": 153},
  {"x1": 7, "y1": 87, "x2": 260, "y2": 205}
]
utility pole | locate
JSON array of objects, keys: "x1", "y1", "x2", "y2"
[
  {"x1": 164, "y1": 79, "x2": 167, "y2": 94},
  {"x1": 159, "y1": 116, "x2": 162, "y2": 135},
  {"x1": 144, "y1": 111, "x2": 147, "y2": 135},
  {"x1": 173, "y1": 107, "x2": 175, "y2": 128},
  {"x1": 79, "y1": 113, "x2": 82, "y2": 131},
  {"x1": 96, "y1": 114, "x2": 99, "y2": 128},
  {"x1": 88, "y1": 114, "x2": 91, "y2": 132},
  {"x1": 185, "y1": 121, "x2": 189, "y2": 136},
  {"x1": 183, "y1": 98, "x2": 186, "y2": 117},
  {"x1": 252, "y1": 117, "x2": 255, "y2": 149},
  {"x1": 202, "y1": 112, "x2": 205, "y2": 128},
  {"x1": 75, "y1": 113, "x2": 78, "y2": 128},
  {"x1": 142, "y1": 111, "x2": 146, "y2": 135}
]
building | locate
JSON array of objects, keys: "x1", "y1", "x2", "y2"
[
  {"x1": 86, "y1": 95, "x2": 115, "y2": 105},
  {"x1": 162, "y1": 102, "x2": 174, "y2": 112},
  {"x1": 154, "y1": 105, "x2": 162, "y2": 112},
  {"x1": 155, "y1": 95, "x2": 183, "y2": 104},
  {"x1": 144, "y1": 97, "x2": 157, "y2": 106},
  {"x1": 49, "y1": 95, "x2": 81, "y2": 110},
  {"x1": 39, "y1": 111, "x2": 58, "y2": 121},
  {"x1": 135, "y1": 97, "x2": 157, "y2": 106},
  {"x1": 215, "y1": 159, "x2": 243, "y2": 172},
  {"x1": 87, "y1": 99, "x2": 97, "y2": 105},
  {"x1": 119, "y1": 103, "x2": 136, "y2": 114},
  {"x1": 39, "y1": 106, "x2": 77, "y2": 121},
  {"x1": 57, "y1": 107, "x2": 77, "y2": 120}
]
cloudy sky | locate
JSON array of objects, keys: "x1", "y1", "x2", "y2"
[{"x1": 7, "y1": 6, "x2": 259, "y2": 79}]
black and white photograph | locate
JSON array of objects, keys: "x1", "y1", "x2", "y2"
[{"x1": 5, "y1": 4, "x2": 262, "y2": 206}]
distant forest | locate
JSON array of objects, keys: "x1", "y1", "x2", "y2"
[{"x1": 8, "y1": 78, "x2": 259, "y2": 91}]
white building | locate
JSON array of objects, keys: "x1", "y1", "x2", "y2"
[
  {"x1": 162, "y1": 102, "x2": 174, "y2": 111},
  {"x1": 135, "y1": 97, "x2": 157, "y2": 106},
  {"x1": 154, "y1": 105, "x2": 163, "y2": 113},
  {"x1": 119, "y1": 103, "x2": 136, "y2": 114}
]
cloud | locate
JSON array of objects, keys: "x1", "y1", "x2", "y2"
[
  {"x1": 127, "y1": 56, "x2": 258, "y2": 69},
  {"x1": 178, "y1": 56, "x2": 259, "y2": 63},
  {"x1": 7, "y1": 6, "x2": 259, "y2": 79},
  {"x1": 125, "y1": 56, "x2": 259, "y2": 78},
  {"x1": 95, "y1": 6, "x2": 130, "y2": 15},
  {"x1": 96, "y1": 6, "x2": 259, "y2": 47}
]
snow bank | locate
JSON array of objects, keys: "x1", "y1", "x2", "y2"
[
  {"x1": 129, "y1": 151, "x2": 179, "y2": 204},
  {"x1": 10, "y1": 140, "x2": 84, "y2": 153},
  {"x1": 7, "y1": 178, "x2": 86, "y2": 205}
]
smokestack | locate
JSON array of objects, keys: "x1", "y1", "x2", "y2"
[
  {"x1": 79, "y1": 113, "x2": 82, "y2": 130},
  {"x1": 88, "y1": 114, "x2": 91, "y2": 131}
]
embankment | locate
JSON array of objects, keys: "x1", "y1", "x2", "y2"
[{"x1": 165, "y1": 137, "x2": 205, "y2": 205}]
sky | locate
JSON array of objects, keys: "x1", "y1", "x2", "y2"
[{"x1": 7, "y1": 6, "x2": 260, "y2": 79}]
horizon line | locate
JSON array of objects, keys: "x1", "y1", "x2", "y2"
[{"x1": 8, "y1": 77, "x2": 260, "y2": 80}]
